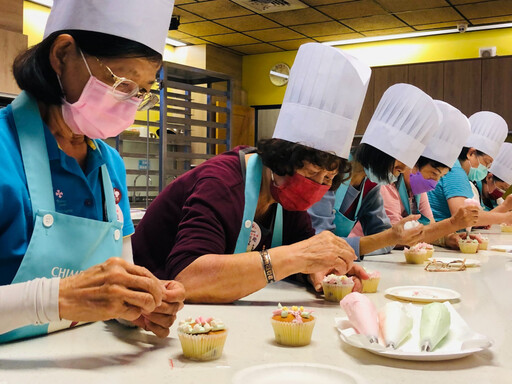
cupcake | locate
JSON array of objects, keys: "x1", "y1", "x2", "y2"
[
  {"x1": 271, "y1": 304, "x2": 315, "y2": 346},
  {"x1": 404, "y1": 245, "x2": 428, "y2": 264},
  {"x1": 322, "y1": 274, "x2": 354, "y2": 302},
  {"x1": 473, "y1": 233, "x2": 489, "y2": 250},
  {"x1": 177, "y1": 316, "x2": 227, "y2": 361},
  {"x1": 361, "y1": 270, "x2": 381, "y2": 293},
  {"x1": 500, "y1": 223, "x2": 512, "y2": 233},
  {"x1": 458, "y1": 238, "x2": 479, "y2": 254},
  {"x1": 415, "y1": 243, "x2": 434, "y2": 259}
]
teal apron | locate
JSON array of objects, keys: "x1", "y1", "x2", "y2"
[
  {"x1": 234, "y1": 154, "x2": 282, "y2": 253},
  {"x1": 0, "y1": 91, "x2": 123, "y2": 343},
  {"x1": 397, "y1": 176, "x2": 430, "y2": 225},
  {"x1": 332, "y1": 179, "x2": 366, "y2": 237}
]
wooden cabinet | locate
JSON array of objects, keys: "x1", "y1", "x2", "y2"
[
  {"x1": 373, "y1": 65, "x2": 408, "y2": 106},
  {"x1": 443, "y1": 59, "x2": 481, "y2": 118},
  {"x1": 482, "y1": 56, "x2": 512, "y2": 128},
  {"x1": 408, "y1": 62, "x2": 444, "y2": 100}
]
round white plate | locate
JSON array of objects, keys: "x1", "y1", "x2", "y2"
[
  {"x1": 428, "y1": 257, "x2": 481, "y2": 267},
  {"x1": 232, "y1": 363, "x2": 366, "y2": 384},
  {"x1": 385, "y1": 285, "x2": 460, "y2": 302},
  {"x1": 489, "y1": 244, "x2": 512, "y2": 253},
  {"x1": 361, "y1": 346, "x2": 481, "y2": 361}
]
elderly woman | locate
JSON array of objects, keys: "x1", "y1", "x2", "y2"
[
  {"x1": 428, "y1": 111, "x2": 512, "y2": 227},
  {"x1": 0, "y1": 0, "x2": 184, "y2": 342},
  {"x1": 133, "y1": 43, "x2": 372, "y2": 302},
  {"x1": 379, "y1": 100, "x2": 480, "y2": 250},
  {"x1": 308, "y1": 84, "x2": 438, "y2": 259}
]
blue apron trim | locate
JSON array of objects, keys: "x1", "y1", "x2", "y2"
[
  {"x1": 234, "y1": 154, "x2": 282, "y2": 253},
  {"x1": 333, "y1": 178, "x2": 366, "y2": 237}
]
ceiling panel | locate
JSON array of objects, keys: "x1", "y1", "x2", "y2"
[
  {"x1": 314, "y1": 32, "x2": 365, "y2": 42},
  {"x1": 230, "y1": 43, "x2": 284, "y2": 55},
  {"x1": 456, "y1": 0, "x2": 512, "y2": 19},
  {"x1": 362, "y1": 26, "x2": 415, "y2": 36},
  {"x1": 396, "y1": 7, "x2": 462, "y2": 25},
  {"x1": 179, "y1": 21, "x2": 233, "y2": 36},
  {"x1": 168, "y1": 30, "x2": 195, "y2": 39},
  {"x1": 342, "y1": 14, "x2": 407, "y2": 31},
  {"x1": 470, "y1": 15, "x2": 512, "y2": 24},
  {"x1": 245, "y1": 27, "x2": 305, "y2": 41},
  {"x1": 202, "y1": 33, "x2": 259, "y2": 46},
  {"x1": 449, "y1": 0, "x2": 492, "y2": 4},
  {"x1": 214, "y1": 15, "x2": 281, "y2": 31},
  {"x1": 272, "y1": 38, "x2": 317, "y2": 50},
  {"x1": 291, "y1": 21, "x2": 351, "y2": 36},
  {"x1": 179, "y1": 36, "x2": 210, "y2": 45},
  {"x1": 414, "y1": 21, "x2": 466, "y2": 30},
  {"x1": 173, "y1": 8, "x2": 205, "y2": 24},
  {"x1": 174, "y1": 0, "x2": 198, "y2": 5},
  {"x1": 179, "y1": 0, "x2": 253, "y2": 19},
  {"x1": 375, "y1": 0, "x2": 450, "y2": 12},
  {"x1": 262, "y1": 8, "x2": 331, "y2": 25},
  {"x1": 319, "y1": 0, "x2": 387, "y2": 20},
  {"x1": 302, "y1": 0, "x2": 352, "y2": 5}
]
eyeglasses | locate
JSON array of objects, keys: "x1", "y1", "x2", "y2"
[
  {"x1": 95, "y1": 57, "x2": 159, "y2": 111},
  {"x1": 424, "y1": 259, "x2": 467, "y2": 272}
]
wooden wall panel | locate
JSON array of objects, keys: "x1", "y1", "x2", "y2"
[
  {"x1": 355, "y1": 72, "x2": 375, "y2": 135},
  {"x1": 408, "y1": 62, "x2": 444, "y2": 100},
  {"x1": 0, "y1": 29, "x2": 28, "y2": 95},
  {"x1": 372, "y1": 65, "x2": 408, "y2": 106},
  {"x1": 0, "y1": 0, "x2": 23, "y2": 33},
  {"x1": 443, "y1": 59, "x2": 481, "y2": 118},
  {"x1": 482, "y1": 56, "x2": 512, "y2": 131}
]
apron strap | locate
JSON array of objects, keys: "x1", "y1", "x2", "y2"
[
  {"x1": 92, "y1": 140, "x2": 118, "y2": 223},
  {"x1": 334, "y1": 178, "x2": 366, "y2": 222},
  {"x1": 12, "y1": 92, "x2": 55, "y2": 216},
  {"x1": 397, "y1": 175, "x2": 411, "y2": 216},
  {"x1": 271, "y1": 204, "x2": 283, "y2": 248}
]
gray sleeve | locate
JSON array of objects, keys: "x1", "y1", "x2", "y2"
[
  {"x1": 307, "y1": 190, "x2": 336, "y2": 234},
  {"x1": 358, "y1": 185, "x2": 393, "y2": 257}
]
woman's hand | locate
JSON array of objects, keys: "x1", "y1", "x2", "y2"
[
  {"x1": 59, "y1": 257, "x2": 164, "y2": 323},
  {"x1": 449, "y1": 206, "x2": 480, "y2": 229},
  {"x1": 131, "y1": 280, "x2": 186, "y2": 338},
  {"x1": 295, "y1": 231, "x2": 357, "y2": 276},
  {"x1": 346, "y1": 264, "x2": 370, "y2": 293},
  {"x1": 390, "y1": 215, "x2": 424, "y2": 246}
]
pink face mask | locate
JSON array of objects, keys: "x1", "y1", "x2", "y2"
[
  {"x1": 59, "y1": 51, "x2": 141, "y2": 140},
  {"x1": 270, "y1": 172, "x2": 330, "y2": 211}
]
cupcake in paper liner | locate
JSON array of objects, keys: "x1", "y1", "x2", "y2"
[
  {"x1": 404, "y1": 246, "x2": 428, "y2": 264},
  {"x1": 458, "y1": 238, "x2": 479, "y2": 254},
  {"x1": 271, "y1": 304, "x2": 315, "y2": 347},
  {"x1": 177, "y1": 316, "x2": 227, "y2": 361},
  {"x1": 472, "y1": 233, "x2": 489, "y2": 250},
  {"x1": 361, "y1": 270, "x2": 380, "y2": 293},
  {"x1": 322, "y1": 274, "x2": 354, "y2": 301},
  {"x1": 500, "y1": 223, "x2": 512, "y2": 233}
]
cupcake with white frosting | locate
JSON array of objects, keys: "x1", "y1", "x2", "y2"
[
  {"x1": 322, "y1": 274, "x2": 354, "y2": 301},
  {"x1": 177, "y1": 316, "x2": 227, "y2": 361}
]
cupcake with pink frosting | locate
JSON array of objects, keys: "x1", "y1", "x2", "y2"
[
  {"x1": 404, "y1": 244, "x2": 428, "y2": 264},
  {"x1": 322, "y1": 274, "x2": 354, "y2": 302},
  {"x1": 177, "y1": 316, "x2": 227, "y2": 361},
  {"x1": 458, "y1": 238, "x2": 479, "y2": 254},
  {"x1": 472, "y1": 233, "x2": 489, "y2": 250},
  {"x1": 361, "y1": 270, "x2": 381, "y2": 293},
  {"x1": 271, "y1": 304, "x2": 315, "y2": 346}
]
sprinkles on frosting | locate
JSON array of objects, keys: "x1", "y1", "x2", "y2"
[{"x1": 272, "y1": 303, "x2": 313, "y2": 324}]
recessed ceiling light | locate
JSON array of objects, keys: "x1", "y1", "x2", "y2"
[
  {"x1": 166, "y1": 37, "x2": 187, "y2": 47},
  {"x1": 28, "y1": 0, "x2": 53, "y2": 7}
]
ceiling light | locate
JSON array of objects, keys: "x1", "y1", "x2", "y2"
[
  {"x1": 166, "y1": 37, "x2": 187, "y2": 47},
  {"x1": 323, "y1": 22, "x2": 512, "y2": 47},
  {"x1": 28, "y1": 0, "x2": 53, "y2": 7}
]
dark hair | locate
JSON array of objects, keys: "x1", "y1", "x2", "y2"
[
  {"x1": 492, "y1": 175, "x2": 504, "y2": 183},
  {"x1": 13, "y1": 30, "x2": 162, "y2": 105},
  {"x1": 458, "y1": 147, "x2": 486, "y2": 161},
  {"x1": 416, "y1": 156, "x2": 450, "y2": 171},
  {"x1": 257, "y1": 138, "x2": 351, "y2": 191},
  {"x1": 354, "y1": 143, "x2": 396, "y2": 183}
]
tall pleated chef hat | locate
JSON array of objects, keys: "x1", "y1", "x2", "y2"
[
  {"x1": 360, "y1": 83, "x2": 441, "y2": 168},
  {"x1": 272, "y1": 43, "x2": 372, "y2": 159},
  {"x1": 489, "y1": 143, "x2": 512, "y2": 185},
  {"x1": 44, "y1": 0, "x2": 175, "y2": 55},
  {"x1": 466, "y1": 111, "x2": 508, "y2": 159},
  {"x1": 422, "y1": 100, "x2": 471, "y2": 168}
]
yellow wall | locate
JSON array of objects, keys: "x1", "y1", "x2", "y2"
[{"x1": 243, "y1": 28, "x2": 512, "y2": 106}]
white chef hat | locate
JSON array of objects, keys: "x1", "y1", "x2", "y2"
[
  {"x1": 272, "y1": 43, "x2": 371, "y2": 159},
  {"x1": 44, "y1": 0, "x2": 174, "y2": 55},
  {"x1": 360, "y1": 83, "x2": 441, "y2": 168},
  {"x1": 489, "y1": 143, "x2": 512, "y2": 184},
  {"x1": 421, "y1": 100, "x2": 471, "y2": 168},
  {"x1": 466, "y1": 111, "x2": 508, "y2": 159}
]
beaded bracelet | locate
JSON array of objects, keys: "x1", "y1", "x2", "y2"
[{"x1": 260, "y1": 247, "x2": 275, "y2": 284}]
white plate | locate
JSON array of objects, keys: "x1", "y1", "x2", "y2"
[
  {"x1": 489, "y1": 244, "x2": 512, "y2": 253},
  {"x1": 385, "y1": 285, "x2": 460, "y2": 302},
  {"x1": 232, "y1": 363, "x2": 366, "y2": 384},
  {"x1": 336, "y1": 302, "x2": 492, "y2": 362},
  {"x1": 428, "y1": 257, "x2": 481, "y2": 267}
]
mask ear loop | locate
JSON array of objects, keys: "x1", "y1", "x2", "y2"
[
  {"x1": 55, "y1": 48, "x2": 93, "y2": 99},
  {"x1": 78, "y1": 48, "x2": 93, "y2": 77}
]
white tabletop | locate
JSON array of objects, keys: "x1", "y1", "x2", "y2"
[{"x1": 1, "y1": 227, "x2": 511, "y2": 384}]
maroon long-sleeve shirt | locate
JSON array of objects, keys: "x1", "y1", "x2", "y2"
[{"x1": 132, "y1": 146, "x2": 315, "y2": 280}]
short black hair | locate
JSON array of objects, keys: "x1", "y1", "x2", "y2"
[
  {"x1": 13, "y1": 30, "x2": 162, "y2": 105},
  {"x1": 458, "y1": 147, "x2": 486, "y2": 161},
  {"x1": 354, "y1": 143, "x2": 396, "y2": 183},
  {"x1": 416, "y1": 156, "x2": 450, "y2": 171},
  {"x1": 492, "y1": 175, "x2": 504, "y2": 183},
  {"x1": 257, "y1": 138, "x2": 351, "y2": 191}
]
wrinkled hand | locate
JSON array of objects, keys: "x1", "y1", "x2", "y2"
[
  {"x1": 131, "y1": 280, "x2": 186, "y2": 338},
  {"x1": 391, "y1": 215, "x2": 424, "y2": 246},
  {"x1": 444, "y1": 232, "x2": 462, "y2": 249},
  {"x1": 59, "y1": 257, "x2": 164, "y2": 323},
  {"x1": 346, "y1": 264, "x2": 369, "y2": 293},
  {"x1": 449, "y1": 206, "x2": 480, "y2": 230},
  {"x1": 296, "y1": 231, "x2": 356, "y2": 276}
]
